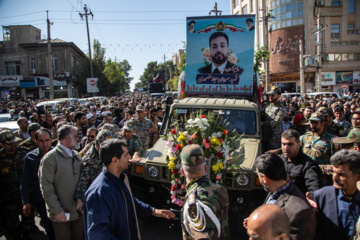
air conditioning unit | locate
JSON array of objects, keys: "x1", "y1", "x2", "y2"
[
  {"x1": 29, "y1": 69, "x2": 36, "y2": 74},
  {"x1": 315, "y1": 1, "x2": 324, "y2": 6},
  {"x1": 305, "y1": 57, "x2": 316, "y2": 66}
]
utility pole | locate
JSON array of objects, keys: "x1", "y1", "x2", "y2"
[
  {"x1": 299, "y1": 39, "x2": 305, "y2": 94},
  {"x1": 163, "y1": 54, "x2": 167, "y2": 91},
  {"x1": 79, "y1": 5, "x2": 94, "y2": 78},
  {"x1": 47, "y1": 11, "x2": 54, "y2": 100},
  {"x1": 316, "y1": 12, "x2": 322, "y2": 93},
  {"x1": 260, "y1": 0, "x2": 271, "y2": 93},
  {"x1": 209, "y1": 2, "x2": 222, "y2": 16}
]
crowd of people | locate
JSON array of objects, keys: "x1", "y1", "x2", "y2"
[{"x1": 0, "y1": 88, "x2": 359, "y2": 240}]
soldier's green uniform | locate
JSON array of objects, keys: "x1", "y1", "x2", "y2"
[
  {"x1": 325, "y1": 121, "x2": 344, "y2": 136},
  {"x1": 180, "y1": 145, "x2": 230, "y2": 240},
  {"x1": 262, "y1": 88, "x2": 287, "y2": 150},
  {"x1": 300, "y1": 113, "x2": 333, "y2": 164},
  {"x1": 133, "y1": 105, "x2": 155, "y2": 150},
  {"x1": 75, "y1": 130, "x2": 115, "y2": 200},
  {"x1": 119, "y1": 120, "x2": 143, "y2": 156},
  {"x1": 19, "y1": 123, "x2": 41, "y2": 151},
  {"x1": 0, "y1": 130, "x2": 38, "y2": 239}
]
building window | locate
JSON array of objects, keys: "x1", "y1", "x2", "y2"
[
  {"x1": 242, "y1": 5, "x2": 248, "y2": 14},
  {"x1": 233, "y1": 0, "x2": 239, "y2": 8},
  {"x1": 52, "y1": 56, "x2": 58, "y2": 72},
  {"x1": 30, "y1": 57, "x2": 36, "y2": 70},
  {"x1": 331, "y1": 0, "x2": 341, "y2": 7},
  {"x1": 5, "y1": 62, "x2": 20, "y2": 75},
  {"x1": 250, "y1": 0, "x2": 253, "y2": 12},
  {"x1": 331, "y1": 24, "x2": 340, "y2": 42},
  {"x1": 348, "y1": 0, "x2": 355, "y2": 13},
  {"x1": 3, "y1": 27, "x2": 10, "y2": 41}
]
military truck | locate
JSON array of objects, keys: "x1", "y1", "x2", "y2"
[{"x1": 129, "y1": 97, "x2": 267, "y2": 238}]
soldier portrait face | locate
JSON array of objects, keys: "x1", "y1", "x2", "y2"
[
  {"x1": 210, "y1": 36, "x2": 229, "y2": 66},
  {"x1": 281, "y1": 137, "x2": 300, "y2": 160},
  {"x1": 332, "y1": 163, "x2": 360, "y2": 194}
]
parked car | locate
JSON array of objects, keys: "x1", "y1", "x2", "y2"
[
  {"x1": 36, "y1": 98, "x2": 80, "y2": 110},
  {"x1": 0, "y1": 113, "x2": 10, "y2": 122},
  {"x1": 307, "y1": 92, "x2": 341, "y2": 99},
  {"x1": 0, "y1": 121, "x2": 19, "y2": 132},
  {"x1": 281, "y1": 92, "x2": 302, "y2": 99}
]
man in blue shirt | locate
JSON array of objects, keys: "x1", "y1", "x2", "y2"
[
  {"x1": 21, "y1": 128, "x2": 55, "y2": 240},
  {"x1": 83, "y1": 139, "x2": 175, "y2": 239},
  {"x1": 310, "y1": 149, "x2": 360, "y2": 239}
]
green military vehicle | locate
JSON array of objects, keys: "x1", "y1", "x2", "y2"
[{"x1": 129, "y1": 97, "x2": 267, "y2": 238}]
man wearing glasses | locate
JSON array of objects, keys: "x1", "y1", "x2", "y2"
[
  {"x1": 340, "y1": 110, "x2": 360, "y2": 137},
  {"x1": 81, "y1": 128, "x2": 98, "y2": 149}
]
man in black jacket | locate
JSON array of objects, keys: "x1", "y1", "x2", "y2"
[{"x1": 280, "y1": 129, "x2": 322, "y2": 197}]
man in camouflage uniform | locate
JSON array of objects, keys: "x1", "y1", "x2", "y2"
[
  {"x1": 0, "y1": 130, "x2": 38, "y2": 239},
  {"x1": 132, "y1": 105, "x2": 157, "y2": 150},
  {"x1": 180, "y1": 144, "x2": 230, "y2": 240},
  {"x1": 333, "y1": 128, "x2": 360, "y2": 152},
  {"x1": 19, "y1": 123, "x2": 41, "y2": 151},
  {"x1": 75, "y1": 130, "x2": 115, "y2": 205},
  {"x1": 261, "y1": 87, "x2": 287, "y2": 151},
  {"x1": 300, "y1": 112, "x2": 333, "y2": 165},
  {"x1": 118, "y1": 120, "x2": 143, "y2": 161},
  {"x1": 318, "y1": 107, "x2": 344, "y2": 136}
]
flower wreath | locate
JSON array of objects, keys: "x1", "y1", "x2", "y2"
[{"x1": 164, "y1": 111, "x2": 243, "y2": 206}]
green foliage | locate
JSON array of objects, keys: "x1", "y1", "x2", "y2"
[
  {"x1": 253, "y1": 46, "x2": 270, "y2": 81},
  {"x1": 103, "y1": 59, "x2": 126, "y2": 93},
  {"x1": 138, "y1": 60, "x2": 176, "y2": 89}
]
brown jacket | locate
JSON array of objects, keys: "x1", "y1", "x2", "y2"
[{"x1": 38, "y1": 144, "x2": 82, "y2": 221}]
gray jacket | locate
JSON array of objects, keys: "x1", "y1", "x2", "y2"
[{"x1": 38, "y1": 143, "x2": 82, "y2": 221}]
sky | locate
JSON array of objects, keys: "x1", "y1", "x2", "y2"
[{"x1": 0, "y1": 0, "x2": 231, "y2": 90}]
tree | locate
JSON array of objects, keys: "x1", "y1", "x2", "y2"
[
  {"x1": 117, "y1": 60, "x2": 133, "y2": 90},
  {"x1": 253, "y1": 46, "x2": 270, "y2": 82},
  {"x1": 139, "y1": 61, "x2": 162, "y2": 88},
  {"x1": 103, "y1": 59, "x2": 126, "y2": 93}
]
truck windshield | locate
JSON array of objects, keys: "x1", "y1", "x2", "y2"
[{"x1": 171, "y1": 109, "x2": 257, "y2": 135}]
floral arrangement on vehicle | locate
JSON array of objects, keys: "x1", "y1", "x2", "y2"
[{"x1": 164, "y1": 111, "x2": 243, "y2": 207}]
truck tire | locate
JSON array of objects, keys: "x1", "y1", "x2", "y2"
[{"x1": 229, "y1": 205, "x2": 257, "y2": 239}]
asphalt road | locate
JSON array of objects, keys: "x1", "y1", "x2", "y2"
[{"x1": 0, "y1": 215, "x2": 183, "y2": 240}]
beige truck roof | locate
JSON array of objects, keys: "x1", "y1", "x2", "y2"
[{"x1": 173, "y1": 97, "x2": 258, "y2": 109}]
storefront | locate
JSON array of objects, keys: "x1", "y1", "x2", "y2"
[
  {"x1": 0, "y1": 75, "x2": 22, "y2": 99},
  {"x1": 320, "y1": 71, "x2": 360, "y2": 95}
]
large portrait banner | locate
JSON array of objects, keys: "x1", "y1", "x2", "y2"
[{"x1": 185, "y1": 15, "x2": 255, "y2": 96}]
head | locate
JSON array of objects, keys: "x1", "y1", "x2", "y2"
[
  {"x1": 136, "y1": 105, "x2": 145, "y2": 120},
  {"x1": 304, "y1": 107, "x2": 313, "y2": 119},
  {"x1": 246, "y1": 18, "x2": 254, "y2": 29},
  {"x1": 45, "y1": 115, "x2": 53, "y2": 127},
  {"x1": 74, "y1": 112, "x2": 87, "y2": 127},
  {"x1": 247, "y1": 204, "x2": 290, "y2": 240},
  {"x1": 124, "y1": 109, "x2": 131, "y2": 120},
  {"x1": 17, "y1": 117, "x2": 29, "y2": 132},
  {"x1": 188, "y1": 20, "x2": 195, "y2": 31},
  {"x1": 281, "y1": 130, "x2": 301, "y2": 160},
  {"x1": 0, "y1": 130, "x2": 21, "y2": 154},
  {"x1": 100, "y1": 139, "x2": 130, "y2": 174},
  {"x1": 344, "y1": 104, "x2": 350, "y2": 114},
  {"x1": 86, "y1": 128, "x2": 98, "y2": 143},
  {"x1": 334, "y1": 106, "x2": 344, "y2": 122},
  {"x1": 150, "y1": 108, "x2": 158, "y2": 120},
  {"x1": 57, "y1": 125, "x2": 78, "y2": 150},
  {"x1": 103, "y1": 113, "x2": 113, "y2": 124},
  {"x1": 351, "y1": 112, "x2": 360, "y2": 128},
  {"x1": 309, "y1": 112, "x2": 325, "y2": 134},
  {"x1": 255, "y1": 153, "x2": 288, "y2": 193},
  {"x1": 209, "y1": 32, "x2": 229, "y2": 67},
  {"x1": 351, "y1": 104, "x2": 357, "y2": 113},
  {"x1": 40, "y1": 114, "x2": 46, "y2": 122},
  {"x1": 330, "y1": 149, "x2": 360, "y2": 196},
  {"x1": 180, "y1": 144, "x2": 207, "y2": 180},
  {"x1": 28, "y1": 123, "x2": 41, "y2": 141},
  {"x1": 35, "y1": 128, "x2": 52, "y2": 154},
  {"x1": 122, "y1": 120, "x2": 135, "y2": 140}
]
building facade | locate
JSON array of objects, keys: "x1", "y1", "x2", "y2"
[
  {"x1": 231, "y1": 0, "x2": 360, "y2": 94},
  {"x1": 0, "y1": 25, "x2": 85, "y2": 100}
]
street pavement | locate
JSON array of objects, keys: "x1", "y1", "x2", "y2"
[{"x1": 0, "y1": 215, "x2": 183, "y2": 240}]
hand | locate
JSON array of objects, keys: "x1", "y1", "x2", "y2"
[
  {"x1": 306, "y1": 192, "x2": 318, "y2": 212},
  {"x1": 129, "y1": 154, "x2": 142, "y2": 164},
  {"x1": 153, "y1": 209, "x2": 175, "y2": 219},
  {"x1": 243, "y1": 217, "x2": 248, "y2": 229},
  {"x1": 76, "y1": 199, "x2": 83, "y2": 214},
  {"x1": 54, "y1": 211, "x2": 67, "y2": 222},
  {"x1": 23, "y1": 203, "x2": 32, "y2": 217},
  {"x1": 265, "y1": 149, "x2": 281, "y2": 155},
  {"x1": 149, "y1": 127, "x2": 158, "y2": 133}
]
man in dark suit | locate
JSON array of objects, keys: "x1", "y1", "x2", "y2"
[
  {"x1": 309, "y1": 149, "x2": 360, "y2": 240},
  {"x1": 254, "y1": 153, "x2": 316, "y2": 240},
  {"x1": 198, "y1": 31, "x2": 244, "y2": 75}
]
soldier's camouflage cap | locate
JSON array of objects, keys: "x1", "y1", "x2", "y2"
[
  {"x1": 28, "y1": 123, "x2": 41, "y2": 132},
  {"x1": 333, "y1": 128, "x2": 360, "y2": 144},
  {"x1": 180, "y1": 144, "x2": 205, "y2": 166},
  {"x1": 317, "y1": 106, "x2": 333, "y2": 116},
  {"x1": 96, "y1": 130, "x2": 115, "y2": 145},
  {"x1": 123, "y1": 120, "x2": 135, "y2": 133},
  {"x1": 136, "y1": 105, "x2": 144, "y2": 111},
  {"x1": 309, "y1": 112, "x2": 323, "y2": 121},
  {"x1": 0, "y1": 130, "x2": 22, "y2": 144},
  {"x1": 266, "y1": 86, "x2": 281, "y2": 95}
]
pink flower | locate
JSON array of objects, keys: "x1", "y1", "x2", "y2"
[{"x1": 203, "y1": 139, "x2": 210, "y2": 149}]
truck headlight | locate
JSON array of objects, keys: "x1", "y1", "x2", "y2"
[
  {"x1": 148, "y1": 166, "x2": 159, "y2": 178},
  {"x1": 236, "y1": 174, "x2": 249, "y2": 186}
]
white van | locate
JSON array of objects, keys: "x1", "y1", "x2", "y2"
[{"x1": 307, "y1": 92, "x2": 341, "y2": 99}]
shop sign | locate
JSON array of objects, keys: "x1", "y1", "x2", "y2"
[
  {"x1": 353, "y1": 71, "x2": 360, "y2": 84},
  {"x1": 20, "y1": 80, "x2": 36, "y2": 88},
  {"x1": 34, "y1": 73, "x2": 68, "y2": 87},
  {"x1": 336, "y1": 72, "x2": 353, "y2": 84},
  {"x1": 87, "y1": 78, "x2": 99, "y2": 93},
  {"x1": 0, "y1": 75, "x2": 23, "y2": 87},
  {"x1": 321, "y1": 72, "x2": 335, "y2": 86}
]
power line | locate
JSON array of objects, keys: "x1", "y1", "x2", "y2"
[{"x1": 0, "y1": 11, "x2": 44, "y2": 19}]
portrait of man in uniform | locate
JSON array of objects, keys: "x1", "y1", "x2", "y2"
[{"x1": 198, "y1": 31, "x2": 244, "y2": 75}]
